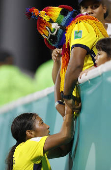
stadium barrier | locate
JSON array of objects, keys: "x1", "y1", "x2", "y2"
[{"x1": 0, "y1": 61, "x2": 111, "y2": 170}]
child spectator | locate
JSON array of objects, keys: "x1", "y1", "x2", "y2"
[
  {"x1": 79, "y1": 38, "x2": 111, "y2": 78},
  {"x1": 95, "y1": 37, "x2": 111, "y2": 66}
]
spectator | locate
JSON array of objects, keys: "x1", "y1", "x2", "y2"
[
  {"x1": 79, "y1": 37, "x2": 111, "y2": 77},
  {"x1": 79, "y1": 0, "x2": 111, "y2": 37},
  {"x1": 0, "y1": 50, "x2": 36, "y2": 106},
  {"x1": 51, "y1": 0, "x2": 111, "y2": 86},
  {"x1": 54, "y1": 0, "x2": 109, "y2": 115},
  {"x1": 95, "y1": 37, "x2": 111, "y2": 66},
  {"x1": 26, "y1": 5, "x2": 108, "y2": 116}
]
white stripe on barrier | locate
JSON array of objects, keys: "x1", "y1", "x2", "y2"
[
  {"x1": 78, "y1": 61, "x2": 111, "y2": 84},
  {"x1": 0, "y1": 86, "x2": 54, "y2": 114},
  {"x1": 1, "y1": 61, "x2": 111, "y2": 114}
]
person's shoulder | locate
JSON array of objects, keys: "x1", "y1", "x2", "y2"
[
  {"x1": 28, "y1": 136, "x2": 48, "y2": 143},
  {"x1": 30, "y1": 137, "x2": 45, "y2": 142},
  {"x1": 24, "y1": 137, "x2": 48, "y2": 151},
  {"x1": 70, "y1": 17, "x2": 97, "y2": 36}
]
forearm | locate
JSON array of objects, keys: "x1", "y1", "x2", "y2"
[
  {"x1": 43, "y1": 105, "x2": 74, "y2": 153},
  {"x1": 64, "y1": 47, "x2": 86, "y2": 95},
  {"x1": 54, "y1": 68, "x2": 65, "y2": 117},
  {"x1": 56, "y1": 104, "x2": 65, "y2": 117},
  {"x1": 51, "y1": 48, "x2": 62, "y2": 84},
  {"x1": 60, "y1": 106, "x2": 74, "y2": 142},
  {"x1": 48, "y1": 108, "x2": 74, "y2": 144},
  {"x1": 48, "y1": 139, "x2": 73, "y2": 159},
  {"x1": 54, "y1": 68, "x2": 61, "y2": 102},
  {"x1": 64, "y1": 65, "x2": 82, "y2": 95},
  {"x1": 52, "y1": 60, "x2": 61, "y2": 84}
]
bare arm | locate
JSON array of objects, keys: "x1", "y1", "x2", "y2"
[
  {"x1": 64, "y1": 47, "x2": 87, "y2": 96},
  {"x1": 54, "y1": 47, "x2": 86, "y2": 115},
  {"x1": 43, "y1": 104, "x2": 74, "y2": 155},
  {"x1": 54, "y1": 67, "x2": 65, "y2": 117},
  {"x1": 63, "y1": 47, "x2": 87, "y2": 109},
  {"x1": 52, "y1": 48, "x2": 62, "y2": 84},
  {"x1": 47, "y1": 139, "x2": 73, "y2": 159},
  {"x1": 52, "y1": 48, "x2": 65, "y2": 117}
]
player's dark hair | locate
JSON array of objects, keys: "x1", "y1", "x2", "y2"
[{"x1": 6, "y1": 113, "x2": 37, "y2": 170}]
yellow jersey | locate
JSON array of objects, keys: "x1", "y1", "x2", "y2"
[
  {"x1": 13, "y1": 136, "x2": 51, "y2": 170},
  {"x1": 70, "y1": 21, "x2": 105, "y2": 70}
]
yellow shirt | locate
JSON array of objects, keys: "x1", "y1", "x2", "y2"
[
  {"x1": 60, "y1": 15, "x2": 108, "y2": 98},
  {"x1": 13, "y1": 136, "x2": 51, "y2": 170},
  {"x1": 70, "y1": 21, "x2": 105, "y2": 70}
]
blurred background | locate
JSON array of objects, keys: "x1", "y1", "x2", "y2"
[
  {"x1": 0, "y1": 0, "x2": 79, "y2": 76},
  {"x1": 0, "y1": 0, "x2": 110, "y2": 107}
]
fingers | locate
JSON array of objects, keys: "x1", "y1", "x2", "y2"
[
  {"x1": 52, "y1": 48, "x2": 62, "y2": 62},
  {"x1": 79, "y1": 70, "x2": 88, "y2": 79},
  {"x1": 72, "y1": 103, "x2": 81, "y2": 112},
  {"x1": 79, "y1": 66, "x2": 95, "y2": 79}
]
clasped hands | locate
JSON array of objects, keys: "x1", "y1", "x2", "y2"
[{"x1": 64, "y1": 97, "x2": 81, "y2": 113}]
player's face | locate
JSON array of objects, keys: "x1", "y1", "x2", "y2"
[
  {"x1": 80, "y1": 0, "x2": 107, "y2": 22},
  {"x1": 95, "y1": 50, "x2": 110, "y2": 66},
  {"x1": 33, "y1": 116, "x2": 50, "y2": 137}
]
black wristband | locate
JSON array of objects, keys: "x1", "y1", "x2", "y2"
[{"x1": 61, "y1": 92, "x2": 72, "y2": 100}]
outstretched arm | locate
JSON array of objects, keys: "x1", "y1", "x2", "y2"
[
  {"x1": 47, "y1": 138, "x2": 73, "y2": 159},
  {"x1": 43, "y1": 104, "x2": 74, "y2": 156}
]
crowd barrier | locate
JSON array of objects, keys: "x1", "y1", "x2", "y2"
[
  {"x1": 0, "y1": 61, "x2": 111, "y2": 170},
  {"x1": 0, "y1": 87, "x2": 68, "y2": 170},
  {"x1": 71, "y1": 61, "x2": 111, "y2": 170}
]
